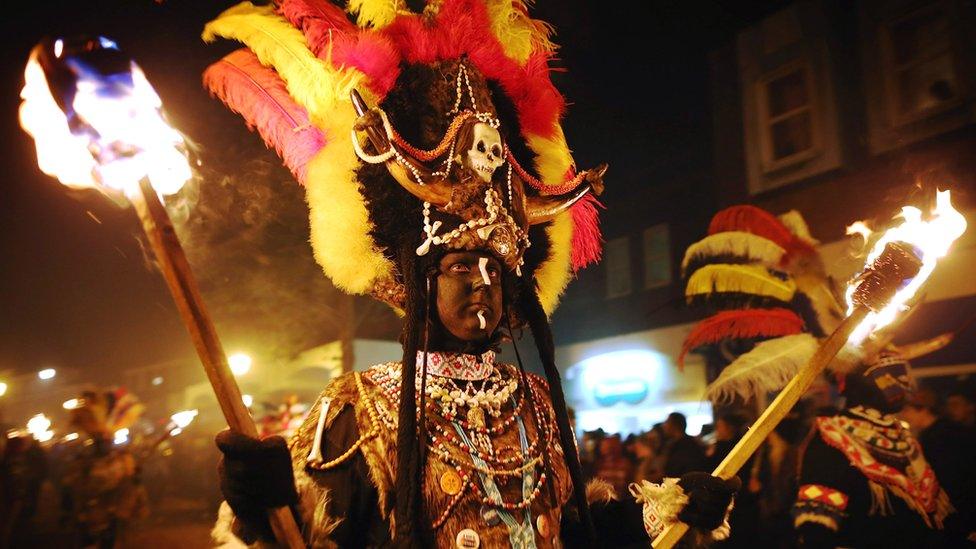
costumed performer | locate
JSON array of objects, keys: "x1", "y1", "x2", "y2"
[{"x1": 202, "y1": 1, "x2": 738, "y2": 547}]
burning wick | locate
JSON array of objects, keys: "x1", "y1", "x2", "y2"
[
  {"x1": 478, "y1": 257, "x2": 491, "y2": 286},
  {"x1": 477, "y1": 310, "x2": 487, "y2": 330}
]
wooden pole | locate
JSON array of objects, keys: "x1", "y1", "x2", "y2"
[
  {"x1": 130, "y1": 178, "x2": 305, "y2": 549},
  {"x1": 652, "y1": 307, "x2": 869, "y2": 548}
]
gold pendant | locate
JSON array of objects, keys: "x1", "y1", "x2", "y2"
[{"x1": 467, "y1": 405, "x2": 486, "y2": 429}]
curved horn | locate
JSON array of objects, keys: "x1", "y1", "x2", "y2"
[
  {"x1": 893, "y1": 332, "x2": 956, "y2": 360},
  {"x1": 525, "y1": 163, "x2": 606, "y2": 224},
  {"x1": 350, "y1": 90, "x2": 450, "y2": 207}
]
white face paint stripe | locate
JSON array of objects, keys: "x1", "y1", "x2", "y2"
[
  {"x1": 477, "y1": 310, "x2": 487, "y2": 330},
  {"x1": 478, "y1": 256, "x2": 491, "y2": 286}
]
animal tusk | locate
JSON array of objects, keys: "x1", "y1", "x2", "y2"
[
  {"x1": 478, "y1": 256, "x2": 491, "y2": 286},
  {"x1": 350, "y1": 89, "x2": 451, "y2": 207},
  {"x1": 526, "y1": 183, "x2": 593, "y2": 224}
]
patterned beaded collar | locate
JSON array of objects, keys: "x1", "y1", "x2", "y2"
[{"x1": 417, "y1": 351, "x2": 495, "y2": 381}]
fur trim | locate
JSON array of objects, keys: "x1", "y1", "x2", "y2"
[
  {"x1": 793, "y1": 511, "x2": 839, "y2": 532},
  {"x1": 585, "y1": 478, "x2": 618, "y2": 504},
  {"x1": 211, "y1": 502, "x2": 249, "y2": 548},
  {"x1": 685, "y1": 264, "x2": 797, "y2": 303},
  {"x1": 629, "y1": 478, "x2": 689, "y2": 539},
  {"x1": 705, "y1": 333, "x2": 819, "y2": 404}
]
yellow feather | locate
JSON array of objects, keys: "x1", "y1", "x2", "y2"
[
  {"x1": 485, "y1": 0, "x2": 556, "y2": 64},
  {"x1": 686, "y1": 264, "x2": 796, "y2": 302},
  {"x1": 535, "y1": 211, "x2": 573, "y2": 314},
  {"x1": 202, "y1": 2, "x2": 363, "y2": 129},
  {"x1": 526, "y1": 128, "x2": 574, "y2": 187},
  {"x1": 204, "y1": 3, "x2": 391, "y2": 294},
  {"x1": 347, "y1": 0, "x2": 401, "y2": 29},
  {"x1": 305, "y1": 108, "x2": 396, "y2": 295},
  {"x1": 681, "y1": 232, "x2": 786, "y2": 273},
  {"x1": 525, "y1": 127, "x2": 575, "y2": 314}
]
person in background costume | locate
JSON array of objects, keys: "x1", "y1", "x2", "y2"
[
  {"x1": 679, "y1": 204, "x2": 967, "y2": 547},
  {"x1": 63, "y1": 388, "x2": 149, "y2": 548},
  {"x1": 203, "y1": 1, "x2": 738, "y2": 547}
]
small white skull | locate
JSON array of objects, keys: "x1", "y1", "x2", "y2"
[{"x1": 465, "y1": 123, "x2": 504, "y2": 182}]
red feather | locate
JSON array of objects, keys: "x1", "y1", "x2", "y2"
[
  {"x1": 707, "y1": 205, "x2": 815, "y2": 264},
  {"x1": 570, "y1": 193, "x2": 604, "y2": 272},
  {"x1": 203, "y1": 49, "x2": 325, "y2": 184},
  {"x1": 276, "y1": 0, "x2": 355, "y2": 55},
  {"x1": 377, "y1": 0, "x2": 565, "y2": 138},
  {"x1": 679, "y1": 308, "x2": 805, "y2": 368}
]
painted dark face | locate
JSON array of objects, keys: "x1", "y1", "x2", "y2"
[
  {"x1": 844, "y1": 354, "x2": 915, "y2": 413},
  {"x1": 436, "y1": 251, "x2": 504, "y2": 343}
]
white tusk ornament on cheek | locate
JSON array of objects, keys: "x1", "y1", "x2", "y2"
[{"x1": 478, "y1": 256, "x2": 491, "y2": 286}]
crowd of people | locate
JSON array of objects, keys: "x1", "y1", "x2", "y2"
[{"x1": 577, "y1": 383, "x2": 976, "y2": 548}]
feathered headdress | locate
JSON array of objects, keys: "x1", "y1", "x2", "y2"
[
  {"x1": 681, "y1": 206, "x2": 845, "y2": 403},
  {"x1": 69, "y1": 387, "x2": 145, "y2": 438},
  {"x1": 202, "y1": 0, "x2": 605, "y2": 312},
  {"x1": 203, "y1": 1, "x2": 602, "y2": 542}
]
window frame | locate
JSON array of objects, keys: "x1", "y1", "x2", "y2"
[
  {"x1": 878, "y1": 2, "x2": 964, "y2": 127},
  {"x1": 604, "y1": 236, "x2": 633, "y2": 299},
  {"x1": 641, "y1": 224, "x2": 673, "y2": 290},
  {"x1": 755, "y1": 59, "x2": 822, "y2": 173}
]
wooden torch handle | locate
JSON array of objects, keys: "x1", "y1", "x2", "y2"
[
  {"x1": 131, "y1": 178, "x2": 305, "y2": 549},
  {"x1": 652, "y1": 307, "x2": 870, "y2": 548}
]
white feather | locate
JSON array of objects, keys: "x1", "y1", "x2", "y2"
[{"x1": 705, "y1": 333, "x2": 819, "y2": 404}]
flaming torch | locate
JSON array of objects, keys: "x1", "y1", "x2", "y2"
[
  {"x1": 140, "y1": 409, "x2": 198, "y2": 459},
  {"x1": 654, "y1": 191, "x2": 967, "y2": 548},
  {"x1": 18, "y1": 37, "x2": 304, "y2": 548}
]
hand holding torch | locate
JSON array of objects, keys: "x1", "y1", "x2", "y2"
[
  {"x1": 19, "y1": 36, "x2": 304, "y2": 548},
  {"x1": 654, "y1": 192, "x2": 966, "y2": 548}
]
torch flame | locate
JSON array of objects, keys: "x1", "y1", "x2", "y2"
[
  {"x1": 18, "y1": 38, "x2": 191, "y2": 198},
  {"x1": 846, "y1": 190, "x2": 967, "y2": 344},
  {"x1": 170, "y1": 409, "x2": 198, "y2": 430}
]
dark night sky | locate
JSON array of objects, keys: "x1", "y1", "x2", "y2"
[{"x1": 0, "y1": 1, "x2": 780, "y2": 382}]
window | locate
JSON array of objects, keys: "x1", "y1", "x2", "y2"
[
  {"x1": 605, "y1": 237, "x2": 632, "y2": 298},
  {"x1": 881, "y1": 4, "x2": 960, "y2": 125},
  {"x1": 735, "y1": 4, "x2": 842, "y2": 193},
  {"x1": 642, "y1": 224, "x2": 672, "y2": 289},
  {"x1": 756, "y1": 61, "x2": 820, "y2": 172}
]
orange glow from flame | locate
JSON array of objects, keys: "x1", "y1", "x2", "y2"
[{"x1": 846, "y1": 190, "x2": 967, "y2": 344}]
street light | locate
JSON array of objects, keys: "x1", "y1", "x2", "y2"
[
  {"x1": 63, "y1": 398, "x2": 81, "y2": 410},
  {"x1": 228, "y1": 353, "x2": 252, "y2": 376},
  {"x1": 38, "y1": 368, "x2": 56, "y2": 380}
]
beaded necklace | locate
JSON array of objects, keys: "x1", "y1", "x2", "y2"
[{"x1": 363, "y1": 357, "x2": 554, "y2": 532}]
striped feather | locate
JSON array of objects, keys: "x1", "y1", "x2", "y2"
[
  {"x1": 679, "y1": 308, "x2": 805, "y2": 367},
  {"x1": 685, "y1": 264, "x2": 796, "y2": 303},
  {"x1": 681, "y1": 231, "x2": 785, "y2": 274},
  {"x1": 705, "y1": 333, "x2": 819, "y2": 404},
  {"x1": 203, "y1": 49, "x2": 325, "y2": 183}
]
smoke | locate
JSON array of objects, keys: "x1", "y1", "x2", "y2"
[{"x1": 163, "y1": 136, "x2": 386, "y2": 361}]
